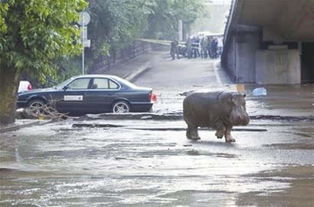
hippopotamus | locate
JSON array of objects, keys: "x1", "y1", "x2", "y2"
[{"x1": 183, "y1": 91, "x2": 249, "y2": 142}]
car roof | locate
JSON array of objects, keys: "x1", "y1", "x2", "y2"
[
  {"x1": 68, "y1": 74, "x2": 138, "y2": 88},
  {"x1": 72, "y1": 74, "x2": 120, "y2": 79}
]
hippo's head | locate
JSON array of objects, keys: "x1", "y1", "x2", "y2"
[{"x1": 227, "y1": 93, "x2": 250, "y2": 126}]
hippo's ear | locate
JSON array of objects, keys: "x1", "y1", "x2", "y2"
[
  {"x1": 231, "y1": 94, "x2": 237, "y2": 105},
  {"x1": 231, "y1": 93, "x2": 244, "y2": 105},
  {"x1": 225, "y1": 93, "x2": 237, "y2": 105}
]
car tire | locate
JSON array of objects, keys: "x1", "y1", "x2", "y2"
[
  {"x1": 112, "y1": 101, "x2": 130, "y2": 113},
  {"x1": 28, "y1": 99, "x2": 46, "y2": 116}
]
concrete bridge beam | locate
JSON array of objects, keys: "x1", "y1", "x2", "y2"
[{"x1": 222, "y1": 0, "x2": 314, "y2": 84}]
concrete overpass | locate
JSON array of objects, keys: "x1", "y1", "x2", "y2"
[{"x1": 222, "y1": 0, "x2": 314, "y2": 84}]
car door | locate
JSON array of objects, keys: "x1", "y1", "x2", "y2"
[
  {"x1": 83, "y1": 78, "x2": 121, "y2": 113},
  {"x1": 56, "y1": 77, "x2": 92, "y2": 113}
]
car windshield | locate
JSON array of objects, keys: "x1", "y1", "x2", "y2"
[
  {"x1": 111, "y1": 76, "x2": 137, "y2": 88},
  {"x1": 54, "y1": 77, "x2": 76, "y2": 89}
]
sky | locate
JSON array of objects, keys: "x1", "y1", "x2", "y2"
[
  {"x1": 190, "y1": 0, "x2": 231, "y2": 34},
  {"x1": 208, "y1": 0, "x2": 232, "y2": 5}
]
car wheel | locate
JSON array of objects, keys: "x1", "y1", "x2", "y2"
[
  {"x1": 112, "y1": 101, "x2": 130, "y2": 113},
  {"x1": 28, "y1": 99, "x2": 46, "y2": 116}
]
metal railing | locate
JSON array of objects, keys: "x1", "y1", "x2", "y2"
[{"x1": 90, "y1": 40, "x2": 153, "y2": 73}]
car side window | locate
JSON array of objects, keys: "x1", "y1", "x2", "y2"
[
  {"x1": 109, "y1": 80, "x2": 119, "y2": 89},
  {"x1": 67, "y1": 78, "x2": 90, "y2": 89},
  {"x1": 93, "y1": 78, "x2": 109, "y2": 89},
  {"x1": 92, "y1": 78, "x2": 120, "y2": 89}
]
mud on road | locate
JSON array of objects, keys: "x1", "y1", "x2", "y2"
[{"x1": 0, "y1": 119, "x2": 313, "y2": 206}]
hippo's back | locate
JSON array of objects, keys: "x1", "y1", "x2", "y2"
[{"x1": 183, "y1": 92, "x2": 222, "y2": 126}]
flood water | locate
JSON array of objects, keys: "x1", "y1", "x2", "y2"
[{"x1": 1, "y1": 119, "x2": 314, "y2": 206}]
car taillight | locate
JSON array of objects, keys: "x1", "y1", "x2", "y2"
[
  {"x1": 149, "y1": 93, "x2": 157, "y2": 102},
  {"x1": 27, "y1": 84, "x2": 32, "y2": 90}
]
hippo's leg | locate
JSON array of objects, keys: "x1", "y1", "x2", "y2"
[
  {"x1": 215, "y1": 129, "x2": 225, "y2": 139},
  {"x1": 224, "y1": 126, "x2": 235, "y2": 142},
  {"x1": 214, "y1": 122, "x2": 225, "y2": 139},
  {"x1": 186, "y1": 124, "x2": 200, "y2": 140}
]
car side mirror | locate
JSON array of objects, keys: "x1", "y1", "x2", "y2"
[{"x1": 63, "y1": 86, "x2": 69, "y2": 91}]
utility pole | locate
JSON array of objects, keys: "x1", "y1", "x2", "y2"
[
  {"x1": 178, "y1": 20, "x2": 183, "y2": 41},
  {"x1": 81, "y1": 24, "x2": 85, "y2": 75},
  {"x1": 79, "y1": 12, "x2": 91, "y2": 75}
]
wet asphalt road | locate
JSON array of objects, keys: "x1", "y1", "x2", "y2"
[
  {"x1": 1, "y1": 52, "x2": 314, "y2": 206},
  {"x1": 1, "y1": 120, "x2": 314, "y2": 206}
]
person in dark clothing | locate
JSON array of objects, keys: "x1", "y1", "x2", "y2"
[
  {"x1": 191, "y1": 36, "x2": 200, "y2": 58},
  {"x1": 186, "y1": 37, "x2": 193, "y2": 59},
  {"x1": 210, "y1": 38, "x2": 218, "y2": 59},
  {"x1": 200, "y1": 36, "x2": 208, "y2": 58},
  {"x1": 207, "y1": 36, "x2": 212, "y2": 58},
  {"x1": 170, "y1": 40, "x2": 179, "y2": 60}
]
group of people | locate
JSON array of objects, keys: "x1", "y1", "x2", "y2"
[{"x1": 170, "y1": 35, "x2": 222, "y2": 60}]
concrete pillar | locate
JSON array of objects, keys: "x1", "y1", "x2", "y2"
[
  {"x1": 234, "y1": 31, "x2": 259, "y2": 83},
  {"x1": 225, "y1": 35, "x2": 237, "y2": 81},
  {"x1": 255, "y1": 49, "x2": 301, "y2": 84}
]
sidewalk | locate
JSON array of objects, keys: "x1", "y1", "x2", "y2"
[{"x1": 93, "y1": 52, "x2": 155, "y2": 82}]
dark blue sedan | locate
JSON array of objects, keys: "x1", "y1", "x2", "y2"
[{"x1": 17, "y1": 75, "x2": 156, "y2": 114}]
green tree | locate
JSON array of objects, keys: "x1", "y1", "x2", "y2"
[
  {"x1": 85, "y1": 0, "x2": 201, "y2": 71},
  {"x1": 86, "y1": 0, "x2": 149, "y2": 70},
  {"x1": 0, "y1": 0, "x2": 87, "y2": 125},
  {"x1": 144, "y1": 0, "x2": 202, "y2": 40}
]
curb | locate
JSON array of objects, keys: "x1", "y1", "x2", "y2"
[
  {"x1": 0, "y1": 120, "x2": 54, "y2": 133},
  {"x1": 0, "y1": 121, "x2": 39, "y2": 133},
  {"x1": 75, "y1": 113, "x2": 314, "y2": 122},
  {"x1": 124, "y1": 62, "x2": 152, "y2": 82},
  {"x1": 72, "y1": 123, "x2": 267, "y2": 132}
]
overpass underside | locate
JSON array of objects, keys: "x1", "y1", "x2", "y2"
[{"x1": 222, "y1": 0, "x2": 314, "y2": 84}]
